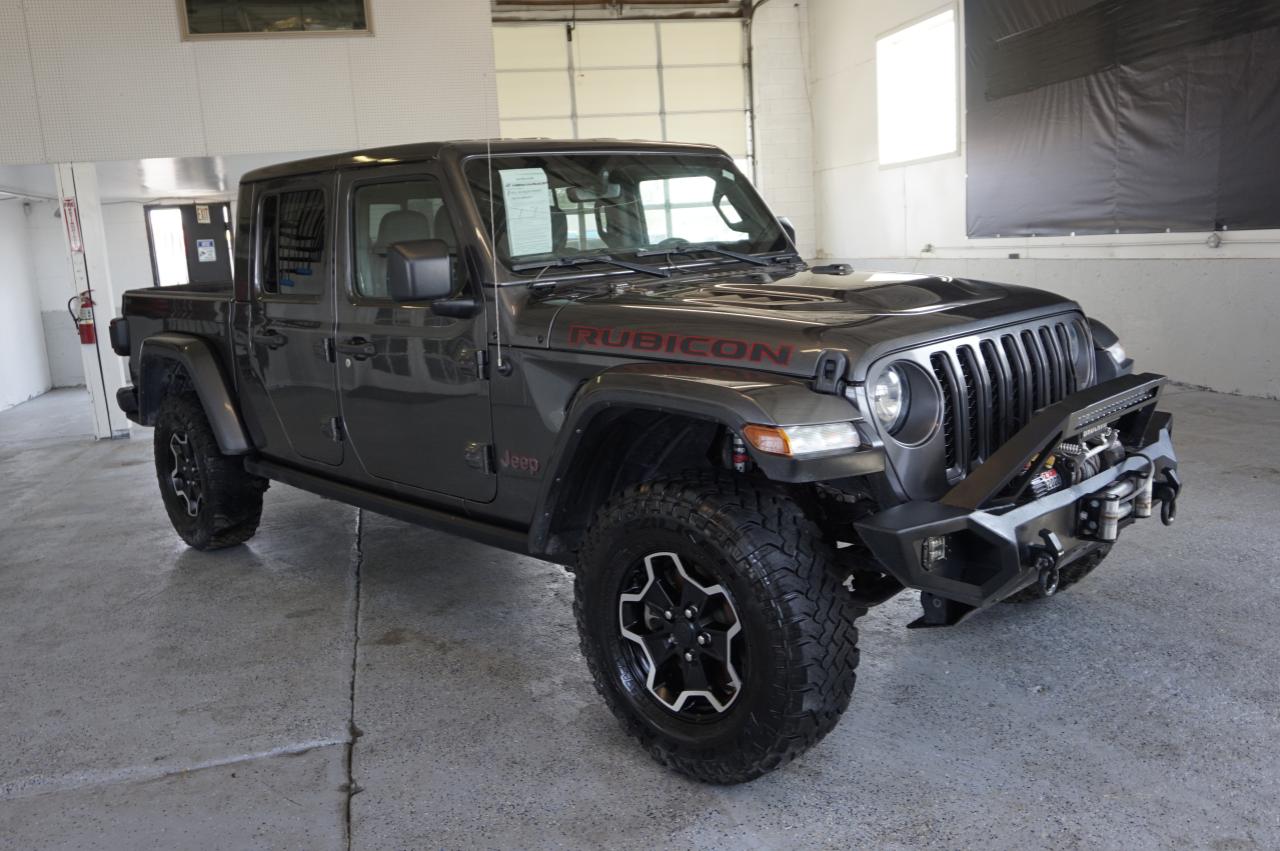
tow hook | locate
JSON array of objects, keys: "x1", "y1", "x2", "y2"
[
  {"x1": 1152, "y1": 468, "x2": 1182, "y2": 526},
  {"x1": 1029, "y1": 530, "x2": 1064, "y2": 596}
]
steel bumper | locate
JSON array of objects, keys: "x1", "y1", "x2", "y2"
[{"x1": 855, "y1": 374, "x2": 1180, "y2": 625}]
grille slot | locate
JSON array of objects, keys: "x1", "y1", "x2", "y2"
[
  {"x1": 930, "y1": 352, "x2": 958, "y2": 470},
  {"x1": 930, "y1": 320, "x2": 1087, "y2": 478},
  {"x1": 957, "y1": 346, "x2": 983, "y2": 464},
  {"x1": 1055, "y1": 323, "x2": 1078, "y2": 393},
  {"x1": 979, "y1": 340, "x2": 1007, "y2": 445}
]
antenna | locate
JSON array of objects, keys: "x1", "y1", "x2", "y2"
[{"x1": 487, "y1": 135, "x2": 504, "y2": 372}]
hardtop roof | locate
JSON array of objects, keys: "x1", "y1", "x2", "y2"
[{"x1": 240, "y1": 138, "x2": 725, "y2": 184}]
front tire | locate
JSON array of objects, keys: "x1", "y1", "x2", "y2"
[
  {"x1": 574, "y1": 473, "x2": 863, "y2": 784},
  {"x1": 153, "y1": 393, "x2": 267, "y2": 550}
]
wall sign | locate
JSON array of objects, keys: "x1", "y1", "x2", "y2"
[
  {"x1": 62, "y1": 198, "x2": 83, "y2": 253},
  {"x1": 196, "y1": 239, "x2": 217, "y2": 262}
]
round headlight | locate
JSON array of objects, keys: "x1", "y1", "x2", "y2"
[
  {"x1": 872, "y1": 365, "x2": 910, "y2": 433},
  {"x1": 1065, "y1": 320, "x2": 1094, "y2": 383}
]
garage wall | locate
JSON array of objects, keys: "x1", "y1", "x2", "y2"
[
  {"x1": 806, "y1": 0, "x2": 1280, "y2": 399},
  {"x1": 21, "y1": 198, "x2": 150, "y2": 388},
  {"x1": 22, "y1": 198, "x2": 80, "y2": 388},
  {"x1": 0, "y1": 0, "x2": 499, "y2": 165},
  {"x1": 750, "y1": 0, "x2": 816, "y2": 259},
  {"x1": 0, "y1": 199, "x2": 52, "y2": 409}
]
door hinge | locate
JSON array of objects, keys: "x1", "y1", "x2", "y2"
[
  {"x1": 324, "y1": 337, "x2": 336, "y2": 364},
  {"x1": 474, "y1": 348, "x2": 489, "y2": 380},
  {"x1": 324, "y1": 416, "x2": 345, "y2": 442}
]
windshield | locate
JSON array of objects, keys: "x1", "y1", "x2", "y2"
[{"x1": 464, "y1": 153, "x2": 791, "y2": 275}]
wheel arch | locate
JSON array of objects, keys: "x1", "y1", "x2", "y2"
[
  {"x1": 527, "y1": 362, "x2": 867, "y2": 558},
  {"x1": 137, "y1": 333, "x2": 251, "y2": 455}
]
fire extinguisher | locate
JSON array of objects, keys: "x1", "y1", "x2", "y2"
[{"x1": 67, "y1": 291, "x2": 96, "y2": 345}]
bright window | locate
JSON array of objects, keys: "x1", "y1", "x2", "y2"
[{"x1": 876, "y1": 9, "x2": 958, "y2": 166}]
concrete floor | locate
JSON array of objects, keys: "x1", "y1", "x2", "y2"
[{"x1": 1, "y1": 387, "x2": 1277, "y2": 849}]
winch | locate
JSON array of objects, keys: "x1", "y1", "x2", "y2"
[{"x1": 1056, "y1": 427, "x2": 1125, "y2": 485}]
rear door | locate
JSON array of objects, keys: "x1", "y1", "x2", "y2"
[
  {"x1": 248, "y1": 178, "x2": 343, "y2": 466},
  {"x1": 334, "y1": 166, "x2": 495, "y2": 501}
]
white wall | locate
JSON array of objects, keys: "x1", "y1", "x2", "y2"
[
  {"x1": 750, "y1": 0, "x2": 816, "y2": 259},
  {"x1": 0, "y1": 199, "x2": 52, "y2": 409},
  {"x1": 0, "y1": 0, "x2": 499, "y2": 166},
  {"x1": 102, "y1": 204, "x2": 154, "y2": 293},
  {"x1": 806, "y1": 0, "x2": 1280, "y2": 399},
  {"x1": 24, "y1": 197, "x2": 81, "y2": 387}
]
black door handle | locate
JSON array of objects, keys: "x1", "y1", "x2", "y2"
[
  {"x1": 259, "y1": 329, "x2": 287, "y2": 349},
  {"x1": 335, "y1": 337, "x2": 376, "y2": 359}
]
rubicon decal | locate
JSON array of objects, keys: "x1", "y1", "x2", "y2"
[{"x1": 567, "y1": 324, "x2": 793, "y2": 366}]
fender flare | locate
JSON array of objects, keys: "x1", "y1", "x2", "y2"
[
  {"x1": 137, "y1": 333, "x2": 251, "y2": 455},
  {"x1": 526, "y1": 362, "x2": 883, "y2": 554}
]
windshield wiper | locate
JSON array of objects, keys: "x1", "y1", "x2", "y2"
[
  {"x1": 512, "y1": 254, "x2": 669, "y2": 280},
  {"x1": 634, "y1": 242, "x2": 795, "y2": 268}
]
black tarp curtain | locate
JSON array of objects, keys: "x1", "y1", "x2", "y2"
[{"x1": 965, "y1": 0, "x2": 1280, "y2": 237}]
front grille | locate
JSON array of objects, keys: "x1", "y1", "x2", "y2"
[{"x1": 931, "y1": 319, "x2": 1086, "y2": 476}]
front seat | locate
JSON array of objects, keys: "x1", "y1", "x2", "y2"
[{"x1": 370, "y1": 210, "x2": 432, "y2": 298}]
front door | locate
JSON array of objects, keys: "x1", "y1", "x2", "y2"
[
  {"x1": 334, "y1": 168, "x2": 495, "y2": 501},
  {"x1": 248, "y1": 179, "x2": 343, "y2": 466}
]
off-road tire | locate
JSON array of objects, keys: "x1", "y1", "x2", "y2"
[
  {"x1": 153, "y1": 393, "x2": 267, "y2": 550},
  {"x1": 574, "y1": 472, "x2": 864, "y2": 784},
  {"x1": 1002, "y1": 544, "x2": 1112, "y2": 603}
]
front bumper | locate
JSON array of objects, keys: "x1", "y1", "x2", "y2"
[{"x1": 855, "y1": 373, "x2": 1180, "y2": 626}]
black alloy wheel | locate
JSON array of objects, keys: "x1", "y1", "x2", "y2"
[
  {"x1": 168, "y1": 431, "x2": 203, "y2": 517},
  {"x1": 617, "y1": 550, "x2": 744, "y2": 718}
]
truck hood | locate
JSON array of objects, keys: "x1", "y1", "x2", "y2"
[{"x1": 543, "y1": 268, "x2": 1079, "y2": 381}]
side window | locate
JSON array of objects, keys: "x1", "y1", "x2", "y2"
[
  {"x1": 352, "y1": 178, "x2": 454, "y2": 299},
  {"x1": 260, "y1": 188, "x2": 327, "y2": 297}
]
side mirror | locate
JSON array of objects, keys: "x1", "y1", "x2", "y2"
[
  {"x1": 777, "y1": 216, "x2": 797, "y2": 247},
  {"x1": 388, "y1": 239, "x2": 453, "y2": 302}
]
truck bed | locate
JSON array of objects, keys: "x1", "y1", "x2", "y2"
[{"x1": 119, "y1": 283, "x2": 236, "y2": 381}]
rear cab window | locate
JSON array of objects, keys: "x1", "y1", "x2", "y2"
[{"x1": 258, "y1": 187, "x2": 327, "y2": 297}]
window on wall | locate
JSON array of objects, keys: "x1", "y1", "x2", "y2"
[
  {"x1": 181, "y1": 1, "x2": 371, "y2": 38},
  {"x1": 876, "y1": 8, "x2": 958, "y2": 166},
  {"x1": 492, "y1": 21, "x2": 752, "y2": 176}
]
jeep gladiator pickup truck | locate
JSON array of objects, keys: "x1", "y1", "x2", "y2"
[{"x1": 110, "y1": 139, "x2": 1181, "y2": 783}]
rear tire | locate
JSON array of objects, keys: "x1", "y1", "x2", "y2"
[
  {"x1": 153, "y1": 393, "x2": 267, "y2": 550},
  {"x1": 574, "y1": 472, "x2": 863, "y2": 784}
]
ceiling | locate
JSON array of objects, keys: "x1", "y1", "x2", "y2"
[{"x1": 0, "y1": 151, "x2": 335, "y2": 204}]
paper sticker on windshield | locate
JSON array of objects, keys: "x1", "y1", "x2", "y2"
[{"x1": 499, "y1": 168, "x2": 552, "y2": 256}]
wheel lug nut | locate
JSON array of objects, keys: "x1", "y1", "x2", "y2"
[
  {"x1": 683, "y1": 651, "x2": 695, "y2": 662},
  {"x1": 696, "y1": 633, "x2": 709, "y2": 646},
  {"x1": 663, "y1": 610, "x2": 673, "y2": 621},
  {"x1": 683, "y1": 607, "x2": 696, "y2": 619}
]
